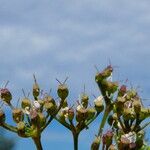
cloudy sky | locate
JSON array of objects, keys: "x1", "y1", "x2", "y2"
[{"x1": 0, "y1": 0, "x2": 150, "y2": 149}]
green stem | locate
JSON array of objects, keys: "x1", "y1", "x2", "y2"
[
  {"x1": 73, "y1": 132, "x2": 79, "y2": 150},
  {"x1": 98, "y1": 107, "x2": 110, "y2": 136},
  {"x1": 32, "y1": 136, "x2": 43, "y2": 150},
  {"x1": 1, "y1": 122, "x2": 17, "y2": 133}
]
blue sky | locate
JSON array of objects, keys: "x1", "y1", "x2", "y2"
[{"x1": 0, "y1": 0, "x2": 150, "y2": 149}]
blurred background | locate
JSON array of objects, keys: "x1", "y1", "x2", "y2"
[{"x1": 0, "y1": 0, "x2": 150, "y2": 149}]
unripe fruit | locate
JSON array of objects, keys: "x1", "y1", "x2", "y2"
[
  {"x1": 57, "y1": 84, "x2": 69, "y2": 100},
  {"x1": 0, "y1": 88, "x2": 12, "y2": 104},
  {"x1": 94, "y1": 100, "x2": 104, "y2": 113},
  {"x1": 21, "y1": 98, "x2": 31, "y2": 109},
  {"x1": 76, "y1": 108, "x2": 87, "y2": 122},
  {"x1": 44, "y1": 102, "x2": 57, "y2": 115},
  {"x1": 12, "y1": 108, "x2": 24, "y2": 123},
  {"x1": 81, "y1": 94, "x2": 89, "y2": 108}
]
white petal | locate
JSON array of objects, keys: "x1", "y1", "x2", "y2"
[{"x1": 33, "y1": 101, "x2": 40, "y2": 109}]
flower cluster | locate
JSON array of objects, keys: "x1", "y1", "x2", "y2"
[
  {"x1": 56, "y1": 92, "x2": 104, "y2": 142},
  {"x1": 0, "y1": 65, "x2": 149, "y2": 150},
  {"x1": 92, "y1": 65, "x2": 150, "y2": 150},
  {"x1": 0, "y1": 76, "x2": 68, "y2": 149}
]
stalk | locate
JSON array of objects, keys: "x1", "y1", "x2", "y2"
[
  {"x1": 72, "y1": 132, "x2": 79, "y2": 150},
  {"x1": 32, "y1": 136, "x2": 43, "y2": 150}
]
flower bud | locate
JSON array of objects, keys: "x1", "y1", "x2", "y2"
[
  {"x1": 0, "y1": 88, "x2": 12, "y2": 104},
  {"x1": 57, "y1": 84, "x2": 69, "y2": 100},
  {"x1": 87, "y1": 108, "x2": 96, "y2": 120},
  {"x1": 91, "y1": 136, "x2": 100, "y2": 150},
  {"x1": 12, "y1": 108, "x2": 24, "y2": 123},
  {"x1": 0, "y1": 110, "x2": 5, "y2": 124},
  {"x1": 21, "y1": 98, "x2": 31, "y2": 109}
]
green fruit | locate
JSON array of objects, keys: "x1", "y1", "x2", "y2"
[
  {"x1": 21, "y1": 98, "x2": 31, "y2": 109},
  {"x1": 57, "y1": 84, "x2": 69, "y2": 100}
]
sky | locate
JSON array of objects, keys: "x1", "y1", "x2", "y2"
[{"x1": 0, "y1": 0, "x2": 150, "y2": 150}]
